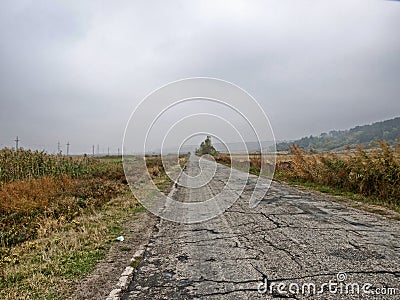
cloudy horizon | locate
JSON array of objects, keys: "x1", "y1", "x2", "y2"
[{"x1": 1, "y1": 0, "x2": 399, "y2": 154}]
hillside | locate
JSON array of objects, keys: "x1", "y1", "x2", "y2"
[{"x1": 276, "y1": 116, "x2": 400, "y2": 151}]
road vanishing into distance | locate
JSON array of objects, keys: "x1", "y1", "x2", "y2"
[{"x1": 122, "y1": 155, "x2": 400, "y2": 299}]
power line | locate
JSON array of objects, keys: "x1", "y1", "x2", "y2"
[{"x1": 15, "y1": 136, "x2": 20, "y2": 150}]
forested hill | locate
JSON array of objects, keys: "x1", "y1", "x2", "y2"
[{"x1": 276, "y1": 116, "x2": 400, "y2": 152}]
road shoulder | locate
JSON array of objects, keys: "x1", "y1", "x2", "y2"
[{"x1": 71, "y1": 210, "x2": 158, "y2": 300}]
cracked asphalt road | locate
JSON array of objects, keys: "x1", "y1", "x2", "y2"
[{"x1": 123, "y1": 155, "x2": 400, "y2": 299}]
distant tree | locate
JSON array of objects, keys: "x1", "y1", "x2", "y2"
[{"x1": 196, "y1": 136, "x2": 219, "y2": 156}]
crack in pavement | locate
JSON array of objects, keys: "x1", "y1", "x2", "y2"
[{"x1": 122, "y1": 155, "x2": 400, "y2": 299}]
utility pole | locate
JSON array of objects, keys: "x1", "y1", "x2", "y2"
[
  {"x1": 15, "y1": 136, "x2": 20, "y2": 150},
  {"x1": 97, "y1": 144, "x2": 99, "y2": 156},
  {"x1": 107, "y1": 147, "x2": 110, "y2": 156},
  {"x1": 57, "y1": 141, "x2": 61, "y2": 155},
  {"x1": 92, "y1": 145, "x2": 95, "y2": 156},
  {"x1": 66, "y1": 142, "x2": 70, "y2": 156}
]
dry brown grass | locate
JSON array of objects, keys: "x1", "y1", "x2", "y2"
[
  {"x1": 278, "y1": 142, "x2": 400, "y2": 205},
  {"x1": 0, "y1": 174, "x2": 126, "y2": 249},
  {"x1": 0, "y1": 176, "x2": 74, "y2": 213},
  {"x1": 215, "y1": 153, "x2": 273, "y2": 176}
]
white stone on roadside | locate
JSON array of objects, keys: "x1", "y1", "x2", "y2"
[
  {"x1": 106, "y1": 288, "x2": 121, "y2": 300},
  {"x1": 121, "y1": 266, "x2": 134, "y2": 276},
  {"x1": 117, "y1": 275, "x2": 129, "y2": 288}
]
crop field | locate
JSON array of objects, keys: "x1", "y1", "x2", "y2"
[{"x1": 0, "y1": 149, "x2": 180, "y2": 300}]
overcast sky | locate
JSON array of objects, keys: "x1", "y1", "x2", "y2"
[{"x1": 0, "y1": 0, "x2": 399, "y2": 154}]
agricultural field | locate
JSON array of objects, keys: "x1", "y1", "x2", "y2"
[
  {"x1": 216, "y1": 141, "x2": 400, "y2": 214},
  {"x1": 0, "y1": 149, "x2": 178, "y2": 300}
]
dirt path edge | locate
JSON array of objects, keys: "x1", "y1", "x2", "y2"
[{"x1": 70, "y1": 210, "x2": 158, "y2": 300}]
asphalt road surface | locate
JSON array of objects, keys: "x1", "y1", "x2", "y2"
[{"x1": 123, "y1": 155, "x2": 400, "y2": 299}]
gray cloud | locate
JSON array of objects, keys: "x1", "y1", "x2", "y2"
[{"x1": 0, "y1": 0, "x2": 399, "y2": 153}]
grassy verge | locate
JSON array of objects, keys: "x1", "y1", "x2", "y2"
[{"x1": 0, "y1": 191, "x2": 144, "y2": 300}]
